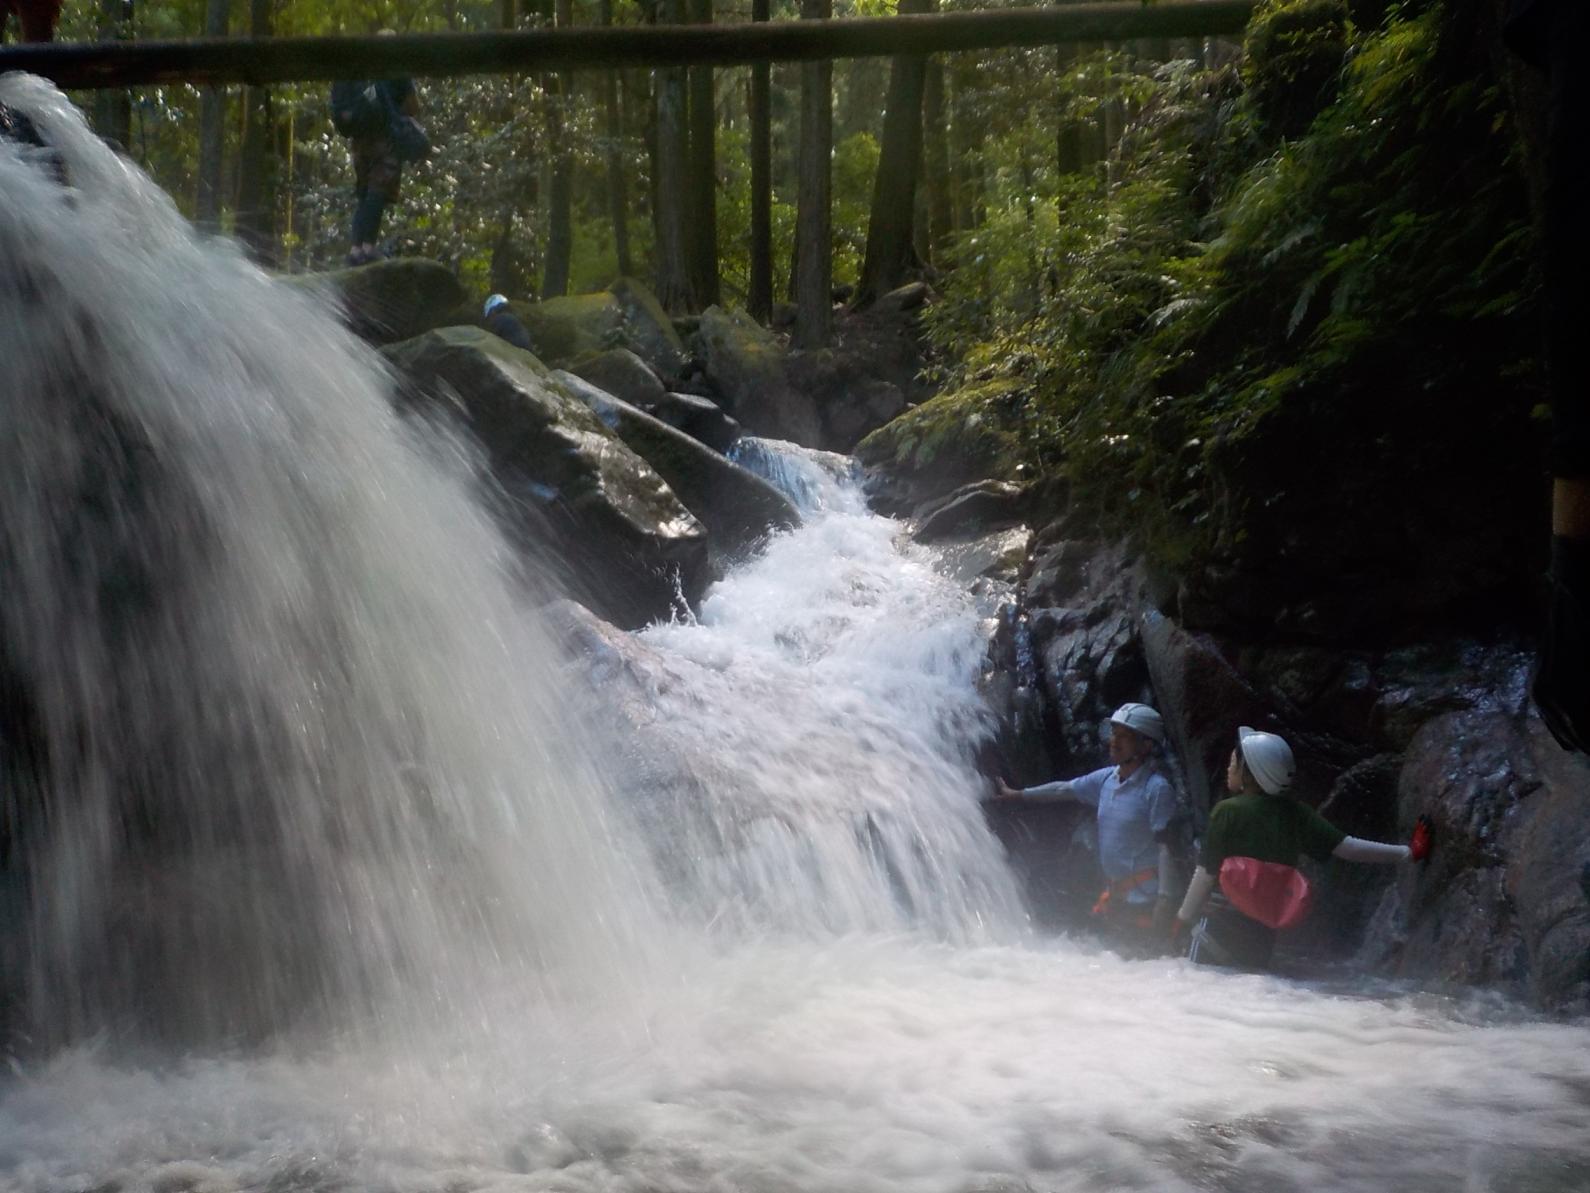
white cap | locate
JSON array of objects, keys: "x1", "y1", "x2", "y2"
[
  {"x1": 1237, "y1": 726, "x2": 1296, "y2": 794},
  {"x1": 1109, "y1": 702, "x2": 1164, "y2": 745},
  {"x1": 483, "y1": 293, "x2": 509, "y2": 318}
]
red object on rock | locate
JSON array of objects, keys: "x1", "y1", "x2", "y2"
[{"x1": 1409, "y1": 815, "x2": 1435, "y2": 863}]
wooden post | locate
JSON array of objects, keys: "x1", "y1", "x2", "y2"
[
  {"x1": 795, "y1": 0, "x2": 832, "y2": 348},
  {"x1": 748, "y1": 0, "x2": 772, "y2": 322}
]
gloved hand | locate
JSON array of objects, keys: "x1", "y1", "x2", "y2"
[
  {"x1": 1409, "y1": 815, "x2": 1435, "y2": 863},
  {"x1": 1535, "y1": 536, "x2": 1590, "y2": 754}
]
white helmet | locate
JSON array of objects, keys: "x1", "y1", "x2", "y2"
[
  {"x1": 1109, "y1": 702, "x2": 1164, "y2": 745},
  {"x1": 1237, "y1": 726, "x2": 1295, "y2": 794},
  {"x1": 483, "y1": 293, "x2": 510, "y2": 318}
]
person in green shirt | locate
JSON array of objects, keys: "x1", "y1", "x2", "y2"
[{"x1": 1171, "y1": 726, "x2": 1431, "y2": 970}]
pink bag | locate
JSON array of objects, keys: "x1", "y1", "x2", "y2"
[{"x1": 1218, "y1": 856, "x2": 1314, "y2": 930}]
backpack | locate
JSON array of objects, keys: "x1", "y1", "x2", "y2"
[
  {"x1": 330, "y1": 80, "x2": 386, "y2": 140},
  {"x1": 1217, "y1": 856, "x2": 1314, "y2": 931}
]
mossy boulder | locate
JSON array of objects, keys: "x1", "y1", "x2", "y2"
[
  {"x1": 554, "y1": 369, "x2": 799, "y2": 565},
  {"x1": 383, "y1": 326, "x2": 708, "y2": 627},
  {"x1": 509, "y1": 278, "x2": 686, "y2": 377},
  {"x1": 695, "y1": 306, "x2": 821, "y2": 447},
  {"x1": 854, "y1": 377, "x2": 1032, "y2": 515},
  {"x1": 609, "y1": 276, "x2": 688, "y2": 377},
  {"x1": 284, "y1": 257, "x2": 467, "y2": 345}
]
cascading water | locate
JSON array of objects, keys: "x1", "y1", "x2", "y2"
[
  {"x1": 5, "y1": 77, "x2": 1590, "y2": 1193},
  {"x1": 0, "y1": 74, "x2": 658, "y2": 1048}
]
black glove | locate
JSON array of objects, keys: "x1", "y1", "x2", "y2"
[{"x1": 1535, "y1": 536, "x2": 1590, "y2": 754}]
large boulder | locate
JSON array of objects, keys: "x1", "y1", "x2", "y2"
[
  {"x1": 511, "y1": 279, "x2": 686, "y2": 378},
  {"x1": 1361, "y1": 702, "x2": 1590, "y2": 1009},
  {"x1": 608, "y1": 276, "x2": 688, "y2": 378},
  {"x1": 567, "y1": 348, "x2": 667, "y2": 409},
  {"x1": 650, "y1": 391, "x2": 741, "y2": 453},
  {"x1": 286, "y1": 258, "x2": 469, "y2": 345},
  {"x1": 695, "y1": 306, "x2": 822, "y2": 447},
  {"x1": 554, "y1": 370, "x2": 799, "y2": 564},
  {"x1": 855, "y1": 377, "x2": 1031, "y2": 515},
  {"x1": 383, "y1": 327, "x2": 708, "y2": 628}
]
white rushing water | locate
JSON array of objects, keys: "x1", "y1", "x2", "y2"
[{"x1": 4, "y1": 77, "x2": 1590, "y2": 1193}]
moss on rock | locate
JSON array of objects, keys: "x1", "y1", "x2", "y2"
[{"x1": 855, "y1": 377, "x2": 1032, "y2": 507}]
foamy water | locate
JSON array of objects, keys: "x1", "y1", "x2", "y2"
[{"x1": 6, "y1": 938, "x2": 1590, "y2": 1193}]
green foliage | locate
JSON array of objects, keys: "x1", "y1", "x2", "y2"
[
  {"x1": 1241, "y1": 0, "x2": 1350, "y2": 140},
  {"x1": 922, "y1": 0, "x2": 1539, "y2": 586}
]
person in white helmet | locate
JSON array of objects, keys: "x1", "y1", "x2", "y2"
[
  {"x1": 995, "y1": 703, "x2": 1185, "y2": 940},
  {"x1": 1171, "y1": 726, "x2": 1432, "y2": 971},
  {"x1": 482, "y1": 294, "x2": 535, "y2": 353}
]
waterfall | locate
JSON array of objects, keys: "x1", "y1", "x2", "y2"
[
  {"x1": 627, "y1": 437, "x2": 1025, "y2": 941},
  {"x1": 0, "y1": 74, "x2": 657, "y2": 1048},
  {"x1": 4, "y1": 78, "x2": 1590, "y2": 1193}
]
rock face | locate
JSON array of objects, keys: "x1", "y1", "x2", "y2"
[
  {"x1": 696, "y1": 306, "x2": 823, "y2": 447},
  {"x1": 287, "y1": 258, "x2": 469, "y2": 345},
  {"x1": 974, "y1": 522, "x2": 1590, "y2": 1008},
  {"x1": 554, "y1": 369, "x2": 800, "y2": 565},
  {"x1": 383, "y1": 327, "x2": 708, "y2": 628}
]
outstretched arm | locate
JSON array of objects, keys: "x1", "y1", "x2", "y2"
[{"x1": 1332, "y1": 836, "x2": 1411, "y2": 864}]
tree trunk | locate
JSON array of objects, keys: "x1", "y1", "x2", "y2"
[
  {"x1": 920, "y1": 54, "x2": 950, "y2": 267},
  {"x1": 748, "y1": 0, "x2": 772, "y2": 322},
  {"x1": 542, "y1": 0, "x2": 575, "y2": 297},
  {"x1": 794, "y1": 0, "x2": 832, "y2": 348},
  {"x1": 654, "y1": 0, "x2": 698, "y2": 312},
  {"x1": 599, "y1": 0, "x2": 633, "y2": 277},
  {"x1": 234, "y1": 0, "x2": 276, "y2": 262},
  {"x1": 686, "y1": 0, "x2": 720, "y2": 306},
  {"x1": 195, "y1": 0, "x2": 229, "y2": 231},
  {"x1": 855, "y1": 0, "x2": 933, "y2": 307},
  {"x1": 94, "y1": 0, "x2": 133, "y2": 150}
]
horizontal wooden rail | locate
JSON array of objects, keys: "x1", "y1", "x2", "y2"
[{"x1": 0, "y1": 2, "x2": 1254, "y2": 90}]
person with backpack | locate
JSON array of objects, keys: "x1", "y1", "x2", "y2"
[
  {"x1": 1170, "y1": 726, "x2": 1433, "y2": 971},
  {"x1": 994, "y1": 703, "x2": 1188, "y2": 944},
  {"x1": 331, "y1": 65, "x2": 427, "y2": 266}
]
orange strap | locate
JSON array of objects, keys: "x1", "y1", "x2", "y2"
[{"x1": 1090, "y1": 867, "x2": 1159, "y2": 917}]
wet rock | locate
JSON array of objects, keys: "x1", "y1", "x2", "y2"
[
  {"x1": 286, "y1": 257, "x2": 467, "y2": 345},
  {"x1": 1507, "y1": 723, "x2": 1590, "y2": 1009},
  {"x1": 566, "y1": 348, "x2": 666, "y2": 409},
  {"x1": 696, "y1": 306, "x2": 822, "y2": 446},
  {"x1": 649, "y1": 391, "x2": 741, "y2": 453},
  {"x1": 554, "y1": 370, "x2": 799, "y2": 565},
  {"x1": 1380, "y1": 705, "x2": 1588, "y2": 1004},
  {"x1": 383, "y1": 327, "x2": 707, "y2": 628},
  {"x1": 932, "y1": 526, "x2": 1033, "y2": 589},
  {"x1": 913, "y1": 481, "x2": 1028, "y2": 543}
]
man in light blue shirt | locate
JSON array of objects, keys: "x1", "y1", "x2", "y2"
[{"x1": 995, "y1": 703, "x2": 1182, "y2": 937}]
